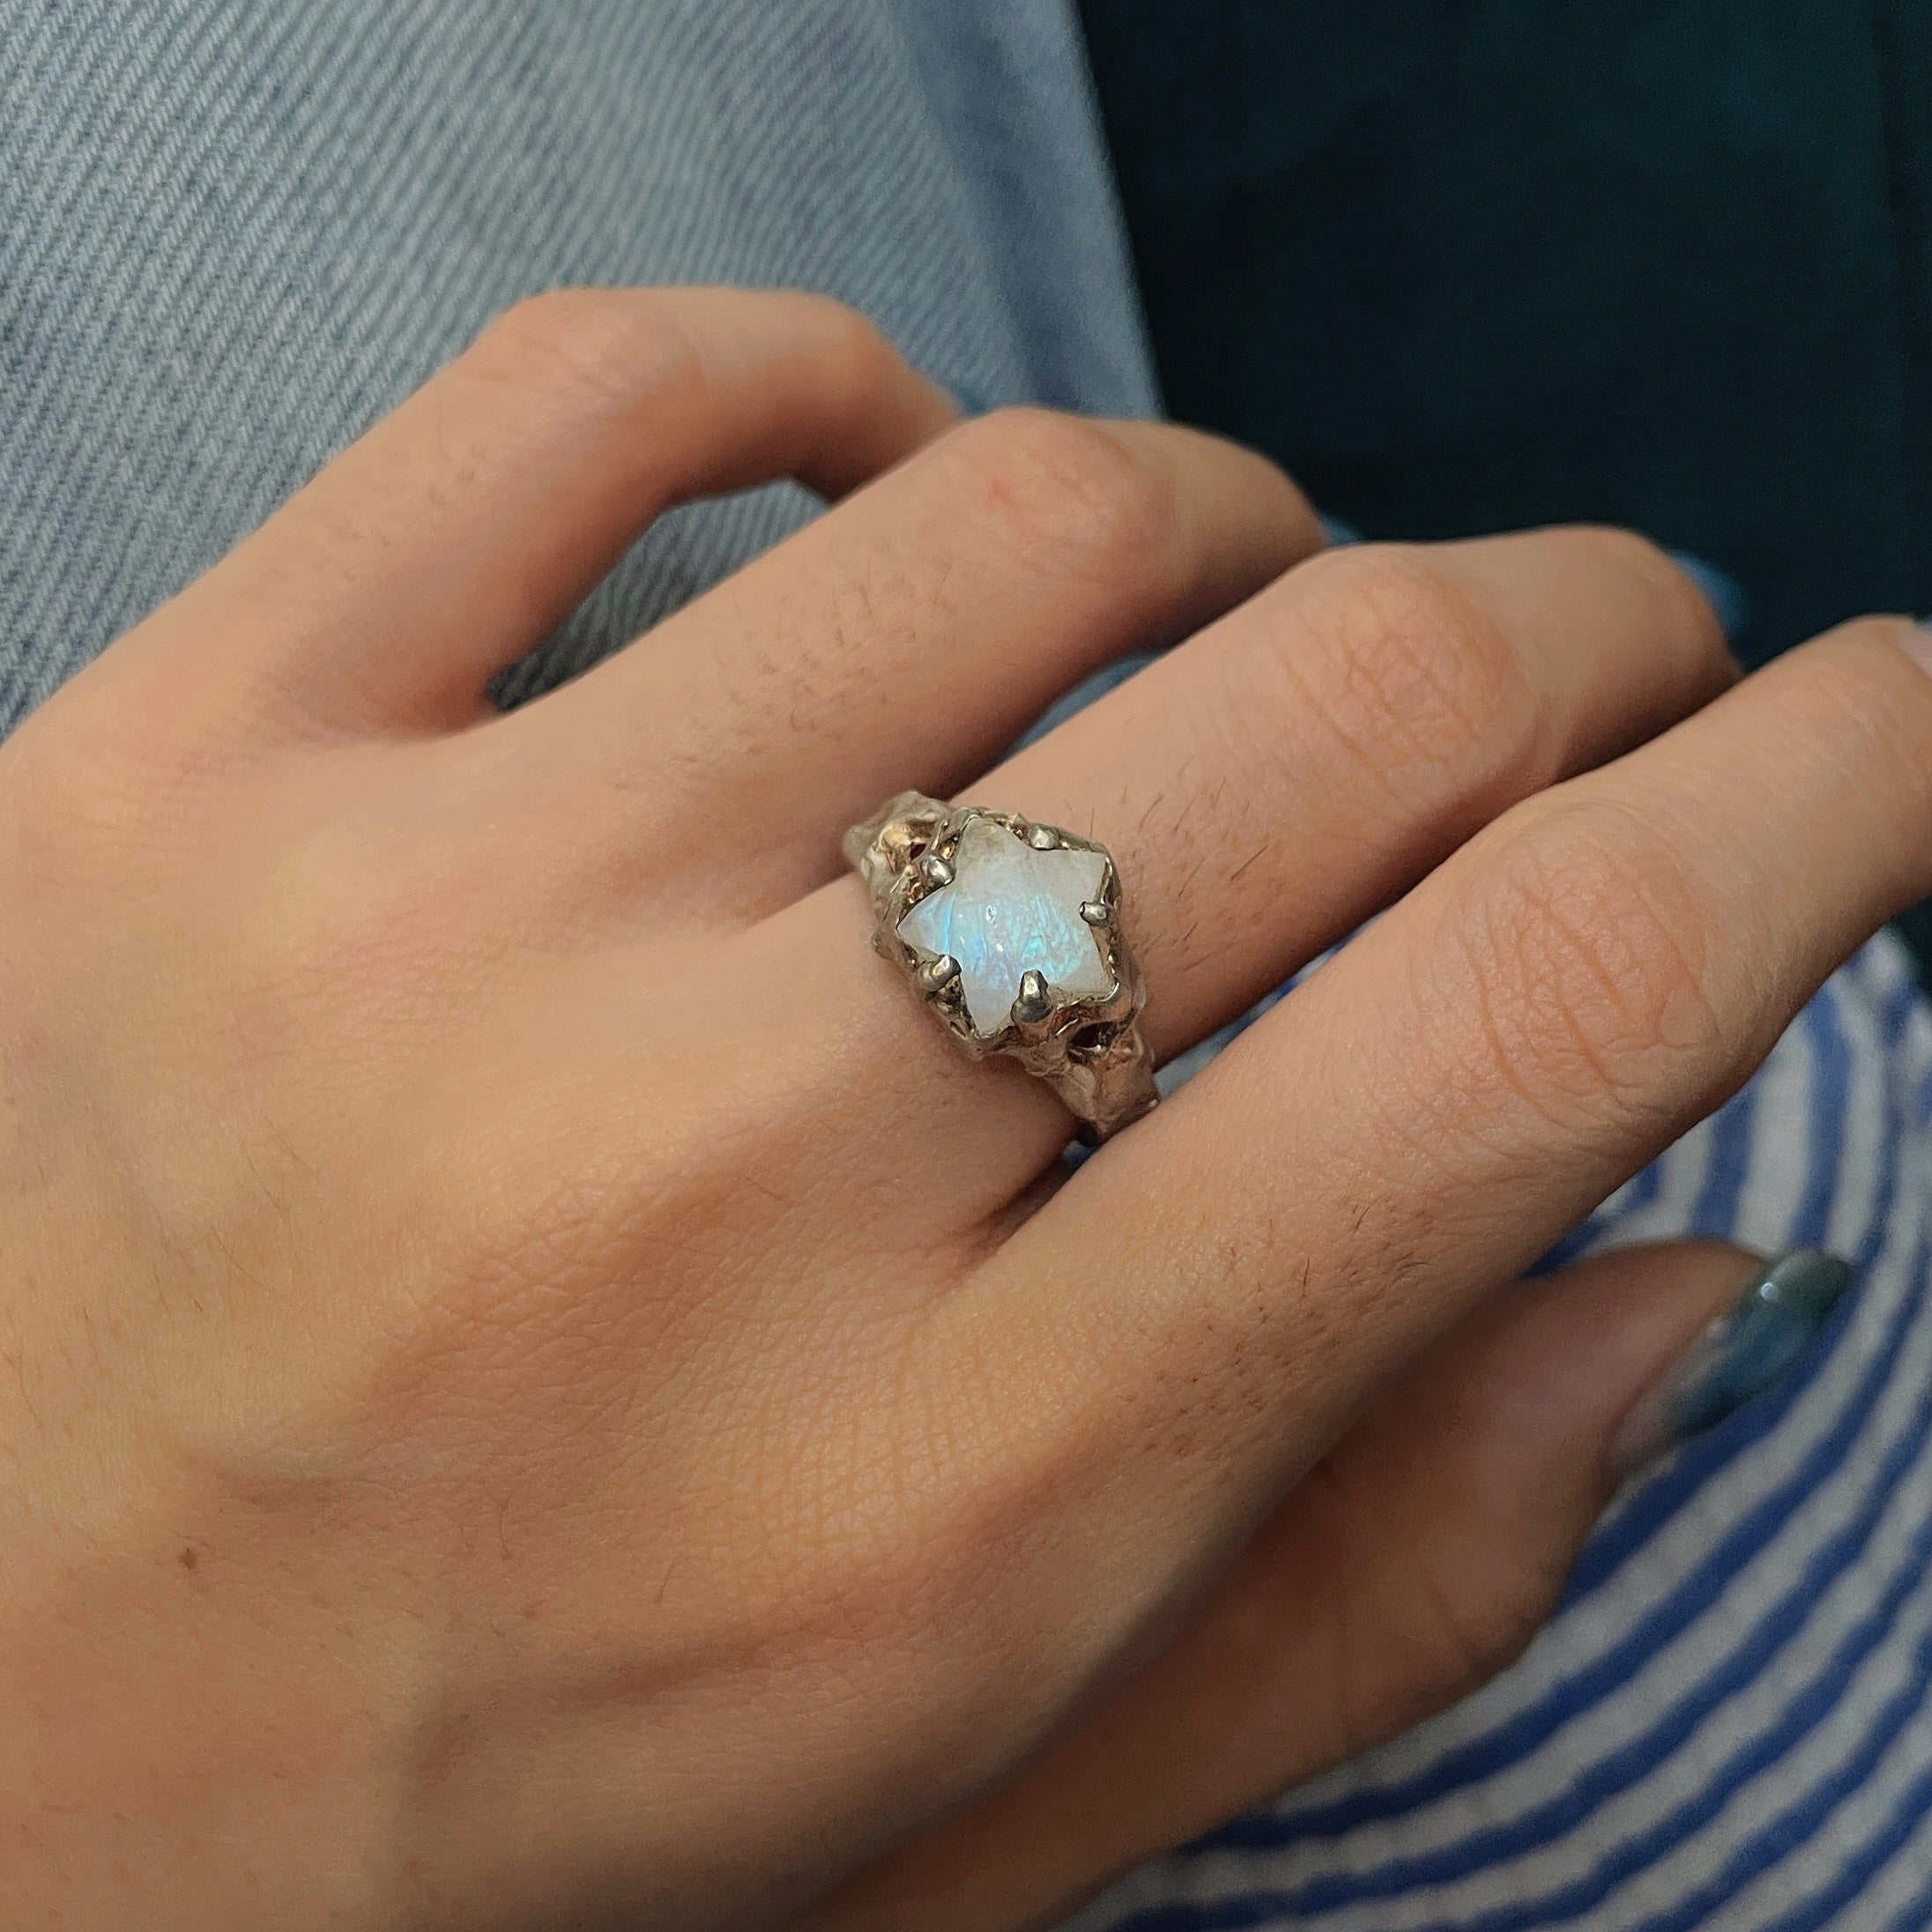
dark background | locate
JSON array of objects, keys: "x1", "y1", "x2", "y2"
[{"x1": 1079, "y1": 0, "x2": 1932, "y2": 962}]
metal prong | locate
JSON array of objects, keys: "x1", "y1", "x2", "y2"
[
  {"x1": 1027, "y1": 824, "x2": 1059, "y2": 850},
  {"x1": 919, "y1": 853, "x2": 954, "y2": 887},
  {"x1": 1080, "y1": 899, "x2": 1110, "y2": 925},
  {"x1": 916, "y1": 954, "x2": 961, "y2": 994},
  {"x1": 1012, "y1": 970, "x2": 1052, "y2": 1023}
]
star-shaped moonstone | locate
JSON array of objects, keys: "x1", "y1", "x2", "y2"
[{"x1": 897, "y1": 816, "x2": 1114, "y2": 1037}]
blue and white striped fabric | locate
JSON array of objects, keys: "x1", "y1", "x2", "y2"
[
  {"x1": 5, "y1": 4, "x2": 1931, "y2": 1926},
  {"x1": 1078, "y1": 931, "x2": 1932, "y2": 1930}
]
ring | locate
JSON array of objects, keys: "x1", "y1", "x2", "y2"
[{"x1": 844, "y1": 791, "x2": 1158, "y2": 1143}]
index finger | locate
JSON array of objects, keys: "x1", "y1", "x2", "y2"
[{"x1": 95, "y1": 286, "x2": 958, "y2": 736}]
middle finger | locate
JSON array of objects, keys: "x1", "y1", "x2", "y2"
[{"x1": 508, "y1": 409, "x2": 1322, "y2": 911}]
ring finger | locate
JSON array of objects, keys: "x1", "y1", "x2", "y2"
[{"x1": 763, "y1": 524, "x2": 1736, "y2": 1216}]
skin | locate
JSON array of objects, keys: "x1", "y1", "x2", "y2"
[{"x1": 1, "y1": 286, "x2": 1928, "y2": 1932}]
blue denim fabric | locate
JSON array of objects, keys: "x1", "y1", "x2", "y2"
[{"x1": 0, "y1": 0, "x2": 1155, "y2": 731}]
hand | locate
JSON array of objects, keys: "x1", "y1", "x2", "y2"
[{"x1": 2, "y1": 286, "x2": 1927, "y2": 1932}]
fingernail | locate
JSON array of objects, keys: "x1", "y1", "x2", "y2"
[
  {"x1": 1610, "y1": 1249, "x2": 1852, "y2": 1475},
  {"x1": 1664, "y1": 548, "x2": 1750, "y2": 647},
  {"x1": 1899, "y1": 621, "x2": 1932, "y2": 680}
]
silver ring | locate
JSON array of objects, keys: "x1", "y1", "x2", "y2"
[{"x1": 844, "y1": 791, "x2": 1157, "y2": 1144}]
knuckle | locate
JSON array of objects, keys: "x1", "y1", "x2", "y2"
[
  {"x1": 1453, "y1": 795, "x2": 1725, "y2": 1129},
  {"x1": 1818, "y1": 612, "x2": 1923, "y2": 656},
  {"x1": 948, "y1": 406, "x2": 1178, "y2": 589},
  {"x1": 1772, "y1": 620, "x2": 1932, "y2": 824},
  {"x1": 1574, "y1": 523, "x2": 1735, "y2": 669},
  {"x1": 1806, "y1": 616, "x2": 1932, "y2": 737},
  {"x1": 1562, "y1": 520, "x2": 1679, "y2": 582},
  {"x1": 1569, "y1": 522, "x2": 1674, "y2": 583},
  {"x1": 0, "y1": 700, "x2": 194, "y2": 886},
  {"x1": 470, "y1": 286, "x2": 700, "y2": 412},
  {"x1": 1273, "y1": 545, "x2": 1546, "y2": 804},
  {"x1": 781, "y1": 290, "x2": 899, "y2": 383}
]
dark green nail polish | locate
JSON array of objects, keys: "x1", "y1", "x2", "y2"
[{"x1": 1664, "y1": 1250, "x2": 1853, "y2": 1442}]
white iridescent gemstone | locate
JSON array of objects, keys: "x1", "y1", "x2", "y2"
[{"x1": 897, "y1": 816, "x2": 1113, "y2": 1037}]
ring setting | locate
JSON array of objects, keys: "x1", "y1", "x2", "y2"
[{"x1": 845, "y1": 791, "x2": 1157, "y2": 1142}]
